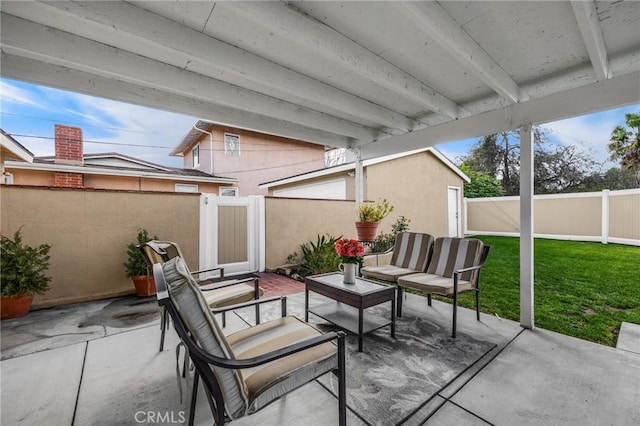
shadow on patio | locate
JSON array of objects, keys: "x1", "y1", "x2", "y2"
[{"x1": 1, "y1": 273, "x2": 639, "y2": 426}]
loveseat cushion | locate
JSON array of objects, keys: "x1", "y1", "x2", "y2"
[
  {"x1": 426, "y1": 238, "x2": 484, "y2": 283},
  {"x1": 397, "y1": 272, "x2": 474, "y2": 295},
  {"x1": 361, "y1": 265, "x2": 421, "y2": 282}
]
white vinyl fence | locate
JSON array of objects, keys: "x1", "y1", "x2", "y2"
[{"x1": 464, "y1": 189, "x2": 640, "y2": 246}]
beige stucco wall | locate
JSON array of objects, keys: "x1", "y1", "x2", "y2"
[
  {"x1": 264, "y1": 197, "x2": 356, "y2": 269},
  {"x1": 1, "y1": 185, "x2": 200, "y2": 308},
  {"x1": 185, "y1": 125, "x2": 327, "y2": 196},
  {"x1": 365, "y1": 151, "x2": 465, "y2": 238}
]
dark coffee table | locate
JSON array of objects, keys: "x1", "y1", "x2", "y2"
[{"x1": 305, "y1": 272, "x2": 395, "y2": 352}]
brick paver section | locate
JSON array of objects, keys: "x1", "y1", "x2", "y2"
[{"x1": 254, "y1": 272, "x2": 304, "y2": 297}]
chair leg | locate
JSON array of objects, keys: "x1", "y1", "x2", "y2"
[
  {"x1": 188, "y1": 370, "x2": 199, "y2": 426},
  {"x1": 452, "y1": 292, "x2": 457, "y2": 338},
  {"x1": 427, "y1": 293, "x2": 432, "y2": 307},
  {"x1": 221, "y1": 311, "x2": 226, "y2": 328},
  {"x1": 475, "y1": 290, "x2": 480, "y2": 321},
  {"x1": 254, "y1": 277, "x2": 261, "y2": 325},
  {"x1": 159, "y1": 307, "x2": 168, "y2": 352},
  {"x1": 337, "y1": 334, "x2": 347, "y2": 426},
  {"x1": 396, "y1": 286, "x2": 403, "y2": 317}
]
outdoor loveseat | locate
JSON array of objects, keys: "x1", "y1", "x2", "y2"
[{"x1": 362, "y1": 233, "x2": 490, "y2": 338}]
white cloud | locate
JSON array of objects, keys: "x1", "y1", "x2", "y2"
[
  {"x1": 0, "y1": 81, "x2": 41, "y2": 107},
  {"x1": 543, "y1": 105, "x2": 640, "y2": 169}
]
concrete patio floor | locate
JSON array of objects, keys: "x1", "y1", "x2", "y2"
[{"x1": 2, "y1": 281, "x2": 639, "y2": 425}]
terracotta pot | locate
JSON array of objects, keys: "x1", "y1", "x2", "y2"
[
  {"x1": 131, "y1": 275, "x2": 156, "y2": 297},
  {"x1": 1, "y1": 294, "x2": 34, "y2": 319},
  {"x1": 355, "y1": 221, "x2": 379, "y2": 242}
]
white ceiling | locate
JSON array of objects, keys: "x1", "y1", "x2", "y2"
[{"x1": 1, "y1": 1, "x2": 639, "y2": 160}]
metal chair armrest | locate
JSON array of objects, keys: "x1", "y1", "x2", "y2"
[
  {"x1": 199, "y1": 277, "x2": 257, "y2": 291},
  {"x1": 192, "y1": 329, "x2": 345, "y2": 369},
  {"x1": 209, "y1": 295, "x2": 286, "y2": 314},
  {"x1": 191, "y1": 266, "x2": 225, "y2": 280}
]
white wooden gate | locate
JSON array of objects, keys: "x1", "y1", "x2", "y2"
[{"x1": 199, "y1": 195, "x2": 265, "y2": 275}]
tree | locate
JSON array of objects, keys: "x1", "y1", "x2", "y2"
[
  {"x1": 459, "y1": 164, "x2": 506, "y2": 198},
  {"x1": 461, "y1": 126, "x2": 597, "y2": 195},
  {"x1": 581, "y1": 167, "x2": 637, "y2": 191},
  {"x1": 462, "y1": 131, "x2": 521, "y2": 195},
  {"x1": 608, "y1": 113, "x2": 640, "y2": 186},
  {"x1": 534, "y1": 144, "x2": 596, "y2": 194}
]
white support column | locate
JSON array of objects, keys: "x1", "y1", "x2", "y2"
[
  {"x1": 463, "y1": 197, "x2": 468, "y2": 236},
  {"x1": 601, "y1": 189, "x2": 610, "y2": 244},
  {"x1": 353, "y1": 148, "x2": 364, "y2": 205},
  {"x1": 519, "y1": 124, "x2": 535, "y2": 330}
]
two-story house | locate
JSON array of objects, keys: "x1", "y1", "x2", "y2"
[{"x1": 170, "y1": 121, "x2": 329, "y2": 196}]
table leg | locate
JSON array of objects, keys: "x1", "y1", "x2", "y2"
[
  {"x1": 305, "y1": 288, "x2": 309, "y2": 322},
  {"x1": 358, "y1": 308, "x2": 364, "y2": 352},
  {"x1": 391, "y1": 295, "x2": 396, "y2": 339}
]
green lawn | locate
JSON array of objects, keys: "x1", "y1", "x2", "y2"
[{"x1": 447, "y1": 236, "x2": 640, "y2": 347}]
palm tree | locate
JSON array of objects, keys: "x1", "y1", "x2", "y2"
[{"x1": 608, "y1": 113, "x2": 640, "y2": 186}]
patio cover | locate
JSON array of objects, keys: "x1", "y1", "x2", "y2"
[{"x1": 1, "y1": 1, "x2": 639, "y2": 329}]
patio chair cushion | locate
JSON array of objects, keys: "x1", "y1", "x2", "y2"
[
  {"x1": 200, "y1": 281, "x2": 263, "y2": 308},
  {"x1": 162, "y1": 257, "x2": 248, "y2": 418},
  {"x1": 361, "y1": 232, "x2": 434, "y2": 282},
  {"x1": 227, "y1": 316, "x2": 337, "y2": 413},
  {"x1": 397, "y1": 273, "x2": 474, "y2": 296}
]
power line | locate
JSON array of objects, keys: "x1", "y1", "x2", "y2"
[
  {"x1": 9, "y1": 133, "x2": 173, "y2": 149},
  {"x1": 6, "y1": 132, "x2": 328, "y2": 173},
  {"x1": 8, "y1": 133, "x2": 323, "y2": 152}
]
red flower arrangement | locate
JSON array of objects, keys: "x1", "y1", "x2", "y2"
[{"x1": 335, "y1": 238, "x2": 365, "y2": 264}]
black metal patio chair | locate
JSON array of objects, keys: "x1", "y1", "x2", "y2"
[{"x1": 153, "y1": 257, "x2": 347, "y2": 425}]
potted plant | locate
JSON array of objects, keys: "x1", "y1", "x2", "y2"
[
  {"x1": 356, "y1": 198, "x2": 394, "y2": 242},
  {"x1": 124, "y1": 228, "x2": 157, "y2": 297},
  {"x1": 1, "y1": 227, "x2": 52, "y2": 319}
]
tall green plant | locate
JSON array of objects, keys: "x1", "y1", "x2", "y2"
[
  {"x1": 1, "y1": 227, "x2": 52, "y2": 296},
  {"x1": 124, "y1": 229, "x2": 157, "y2": 277},
  {"x1": 290, "y1": 234, "x2": 341, "y2": 277}
]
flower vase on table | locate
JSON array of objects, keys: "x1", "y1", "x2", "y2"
[
  {"x1": 335, "y1": 238, "x2": 364, "y2": 284},
  {"x1": 339, "y1": 262, "x2": 358, "y2": 284}
]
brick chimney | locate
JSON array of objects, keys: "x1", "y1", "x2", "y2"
[{"x1": 54, "y1": 124, "x2": 84, "y2": 188}]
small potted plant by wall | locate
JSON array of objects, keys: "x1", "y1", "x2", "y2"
[
  {"x1": 356, "y1": 198, "x2": 394, "y2": 242},
  {"x1": 124, "y1": 228, "x2": 157, "y2": 297},
  {"x1": 1, "y1": 227, "x2": 52, "y2": 319}
]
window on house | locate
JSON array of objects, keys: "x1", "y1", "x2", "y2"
[
  {"x1": 220, "y1": 187, "x2": 238, "y2": 197},
  {"x1": 325, "y1": 147, "x2": 347, "y2": 167},
  {"x1": 175, "y1": 183, "x2": 199, "y2": 193},
  {"x1": 192, "y1": 145, "x2": 200, "y2": 168},
  {"x1": 224, "y1": 133, "x2": 240, "y2": 156}
]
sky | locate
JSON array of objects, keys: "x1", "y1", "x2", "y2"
[{"x1": 1, "y1": 77, "x2": 638, "y2": 171}]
